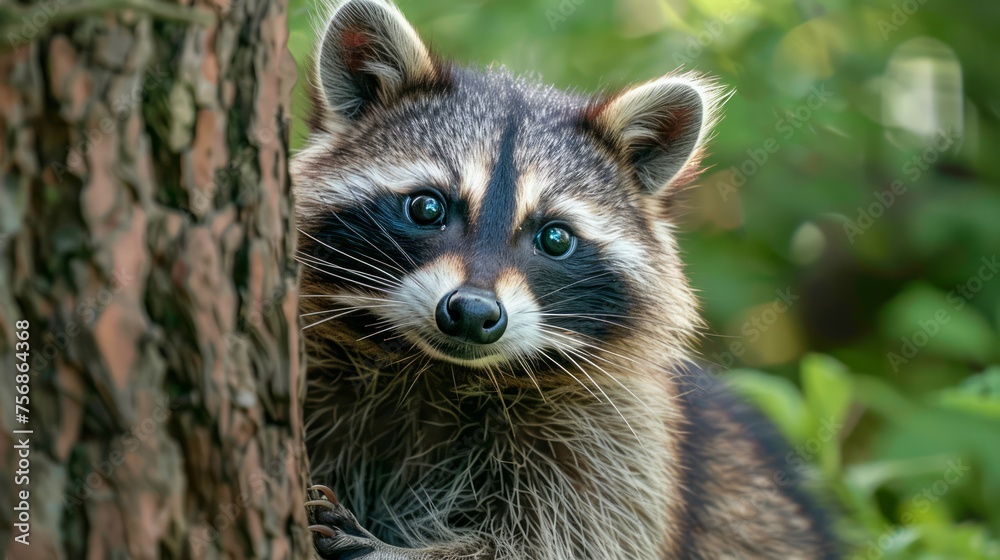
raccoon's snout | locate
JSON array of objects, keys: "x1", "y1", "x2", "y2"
[{"x1": 435, "y1": 288, "x2": 508, "y2": 345}]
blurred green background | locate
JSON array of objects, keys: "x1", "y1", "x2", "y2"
[{"x1": 287, "y1": 0, "x2": 1000, "y2": 557}]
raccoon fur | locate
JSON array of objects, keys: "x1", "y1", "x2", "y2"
[{"x1": 291, "y1": 1, "x2": 839, "y2": 558}]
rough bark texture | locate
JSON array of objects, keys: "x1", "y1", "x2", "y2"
[{"x1": 0, "y1": 0, "x2": 310, "y2": 558}]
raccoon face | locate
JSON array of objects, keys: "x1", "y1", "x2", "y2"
[{"x1": 293, "y1": 0, "x2": 719, "y2": 373}]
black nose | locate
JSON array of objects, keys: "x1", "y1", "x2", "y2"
[{"x1": 435, "y1": 288, "x2": 507, "y2": 344}]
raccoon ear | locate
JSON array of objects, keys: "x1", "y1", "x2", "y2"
[
  {"x1": 586, "y1": 76, "x2": 717, "y2": 195},
  {"x1": 314, "y1": 0, "x2": 443, "y2": 124}
]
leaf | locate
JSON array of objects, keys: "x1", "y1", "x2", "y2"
[
  {"x1": 801, "y1": 353, "x2": 853, "y2": 477},
  {"x1": 802, "y1": 353, "x2": 853, "y2": 428},
  {"x1": 936, "y1": 366, "x2": 1000, "y2": 420},
  {"x1": 879, "y1": 283, "x2": 996, "y2": 366}
]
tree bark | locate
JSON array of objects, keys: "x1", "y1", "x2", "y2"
[{"x1": 0, "y1": 0, "x2": 310, "y2": 558}]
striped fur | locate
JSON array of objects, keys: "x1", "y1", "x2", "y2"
[{"x1": 292, "y1": 1, "x2": 838, "y2": 558}]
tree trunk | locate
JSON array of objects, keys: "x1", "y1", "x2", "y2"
[{"x1": 0, "y1": 0, "x2": 310, "y2": 558}]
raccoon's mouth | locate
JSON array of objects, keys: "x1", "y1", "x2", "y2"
[{"x1": 410, "y1": 335, "x2": 510, "y2": 368}]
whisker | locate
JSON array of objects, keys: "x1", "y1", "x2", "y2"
[
  {"x1": 536, "y1": 271, "x2": 615, "y2": 300},
  {"x1": 338, "y1": 186, "x2": 415, "y2": 270},
  {"x1": 538, "y1": 327, "x2": 643, "y2": 369},
  {"x1": 296, "y1": 251, "x2": 400, "y2": 290},
  {"x1": 556, "y1": 347, "x2": 643, "y2": 446},
  {"x1": 538, "y1": 327, "x2": 676, "y2": 410},
  {"x1": 301, "y1": 308, "x2": 361, "y2": 331},
  {"x1": 541, "y1": 313, "x2": 640, "y2": 333},
  {"x1": 315, "y1": 293, "x2": 409, "y2": 305},
  {"x1": 299, "y1": 304, "x2": 394, "y2": 318},
  {"x1": 298, "y1": 228, "x2": 405, "y2": 277},
  {"x1": 355, "y1": 202, "x2": 418, "y2": 270},
  {"x1": 536, "y1": 312, "x2": 634, "y2": 320},
  {"x1": 356, "y1": 321, "x2": 420, "y2": 342},
  {"x1": 513, "y1": 348, "x2": 546, "y2": 402},
  {"x1": 537, "y1": 292, "x2": 601, "y2": 311},
  {"x1": 327, "y1": 209, "x2": 408, "y2": 274},
  {"x1": 562, "y1": 345, "x2": 652, "y2": 414},
  {"x1": 536, "y1": 346, "x2": 602, "y2": 402},
  {"x1": 295, "y1": 258, "x2": 395, "y2": 294}
]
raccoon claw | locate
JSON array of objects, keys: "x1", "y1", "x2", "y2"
[
  {"x1": 306, "y1": 486, "x2": 380, "y2": 559},
  {"x1": 308, "y1": 525, "x2": 336, "y2": 538},
  {"x1": 308, "y1": 484, "x2": 340, "y2": 504},
  {"x1": 305, "y1": 499, "x2": 338, "y2": 510}
]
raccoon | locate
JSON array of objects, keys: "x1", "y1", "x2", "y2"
[{"x1": 291, "y1": 1, "x2": 839, "y2": 558}]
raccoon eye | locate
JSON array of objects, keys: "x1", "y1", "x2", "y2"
[
  {"x1": 536, "y1": 223, "x2": 576, "y2": 259},
  {"x1": 407, "y1": 192, "x2": 445, "y2": 226}
]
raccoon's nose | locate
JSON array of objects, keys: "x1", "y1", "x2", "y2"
[{"x1": 435, "y1": 288, "x2": 507, "y2": 345}]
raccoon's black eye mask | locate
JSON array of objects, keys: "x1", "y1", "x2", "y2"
[{"x1": 402, "y1": 189, "x2": 579, "y2": 260}]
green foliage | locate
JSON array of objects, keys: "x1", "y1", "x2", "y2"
[{"x1": 287, "y1": 0, "x2": 1000, "y2": 556}]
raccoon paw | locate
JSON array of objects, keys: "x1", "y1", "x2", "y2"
[{"x1": 306, "y1": 485, "x2": 380, "y2": 559}]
